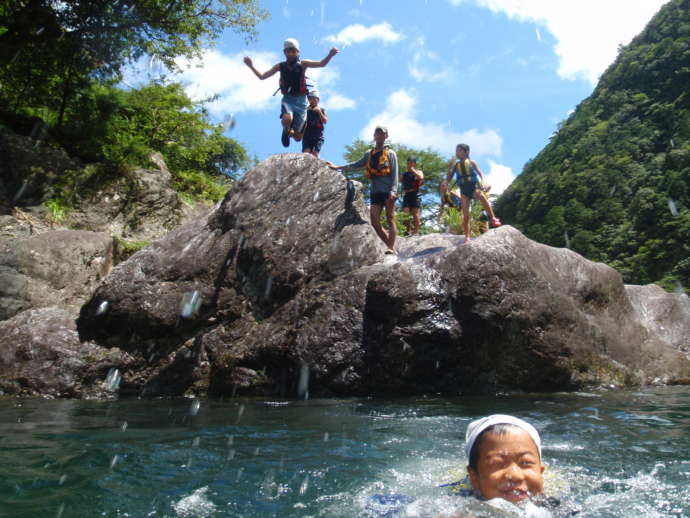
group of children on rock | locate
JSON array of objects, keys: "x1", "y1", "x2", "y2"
[{"x1": 244, "y1": 38, "x2": 501, "y2": 255}]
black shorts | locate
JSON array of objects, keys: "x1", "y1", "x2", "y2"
[
  {"x1": 302, "y1": 135, "x2": 324, "y2": 152},
  {"x1": 370, "y1": 191, "x2": 390, "y2": 206},
  {"x1": 402, "y1": 191, "x2": 421, "y2": 209},
  {"x1": 460, "y1": 181, "x2": 480, "y2": 198}
]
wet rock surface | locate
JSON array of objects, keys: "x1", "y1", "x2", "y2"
[{"x1": 71, "y1": 154, "x2": 690, "y2": 398}]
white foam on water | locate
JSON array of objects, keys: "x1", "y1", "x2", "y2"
[{"x1": 172, "y1": 487, "x2": 217, "y2": 518}]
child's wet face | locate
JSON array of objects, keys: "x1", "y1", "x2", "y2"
[
  {"x1": 468, "y1": 429, "x2": 544, "y2": 504},
  {"x1": 284, "y1": 48, "x2": 299, "y2": 61}
]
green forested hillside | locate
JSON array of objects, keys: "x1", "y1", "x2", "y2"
[{"x1": 494, "y1": 0, "x2": 690, "y2": 291}]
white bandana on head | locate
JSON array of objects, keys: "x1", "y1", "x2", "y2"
[{"x1": 465, "y1": 414, "x2": 542, "y2": 460}]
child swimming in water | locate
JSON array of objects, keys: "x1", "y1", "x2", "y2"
[{"x1": 465, "y1": 415, "x2": 545, "y2": 504}]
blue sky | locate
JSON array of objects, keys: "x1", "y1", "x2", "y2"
[{"x1": 129, "y1": 0, "x2": 669, "y2": 194}]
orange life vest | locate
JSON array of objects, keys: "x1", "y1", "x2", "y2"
[{"x1": 365, "y1": 146, "x2": 392, "y2": 178}]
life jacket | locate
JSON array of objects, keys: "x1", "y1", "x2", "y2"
[
  {"x1": 453, "y1": 158, "x2": 476, "y2": 183},
  {"x1": 365, "y1": 146, "x2": 392, "y2": 178},
  {"x1": 279, "y1": 60, "x2": 308, "y2": 96},
  {"x1": 402, "y1": 170, "x2": 423, "y2": 191},
  {"x1": 306, "y1": 107, "x2": 325, "y2": 131}
]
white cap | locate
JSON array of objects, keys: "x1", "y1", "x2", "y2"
[
  {"x1": 284, "y1": 38, "x2": 300, "y2": 51},
  {"x1": 308, "y1": 89, "x2": 320, "y2": 99},
  {"x1": 465, "y1": 414, "x2": 542, "y2": 460}
]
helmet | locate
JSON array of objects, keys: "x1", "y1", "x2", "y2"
[{"x1": 283, "y1": 38, "x2": 300, "y2": 51}]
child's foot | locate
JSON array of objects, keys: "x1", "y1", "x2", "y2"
[
  {"x1": 490, "y1": 217, "x2": 502, "y2": 228},
  {"x1": 463, "y1": 236, "x2": 472, "y2": 244},
  {"x1": 281, "y1": 129, "x2": 290, "y2": 147},
  {"x1": 385, "y1": 248, "x2": 397, "y2": 255}
]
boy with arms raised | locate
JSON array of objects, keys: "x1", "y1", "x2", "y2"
[
  {"x1": 244, "y1": 38, "x2": 338, "y2": 147},
  {"x1": 329, "y1": 126, "x2": 399, "y2": 254}
]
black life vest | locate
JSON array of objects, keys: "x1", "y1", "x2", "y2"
[{"x1": 279, "y1": 60, "x2": 308, "y2": 96}]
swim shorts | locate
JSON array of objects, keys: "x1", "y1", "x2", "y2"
[
  {"x1": 370, "y1": 191, "x2": 390, "y2": 206},
  {"x1": 280, "y1": 94, "x2": 308, "y2": 133},
  {"x1": 402, "y1": 191, "x2": 421, "y2": 209},
  {"x1": 302, "y1": 135, "x2": 324, "y2": 152}
]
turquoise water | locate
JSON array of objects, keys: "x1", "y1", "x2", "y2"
[{"x1": 1, "y1": 387, "x2": 689, "y2": 517}]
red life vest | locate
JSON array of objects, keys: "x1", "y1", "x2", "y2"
[{"x1": 279, "y1": 60, "x2": 308, "y2": 96}]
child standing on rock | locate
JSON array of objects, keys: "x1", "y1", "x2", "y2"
[
  {"x1": 446, "y1": 143, "x2": 501, "y2": 243},
  {"x1": 243, "y1": 38, "x2": 338, "y2": 148}
]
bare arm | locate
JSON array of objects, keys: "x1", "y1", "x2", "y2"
[
  {"x1": 302, "y1": 47, "x2": 339, "y2": 68},
  {"x1": 315, "y1": 107, "x2": 328, "y2": 124},
  {"x1": 243, "y1": 57, "x2": 280, "y2": 80},
  {"x1": 471, "y1": 159, "x2": 490, "y2": 189},
  {"x1": 446, "y1": 159, "x2": 455, "y2": 183}
]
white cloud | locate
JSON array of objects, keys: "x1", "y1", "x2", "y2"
[
  {"x1": 174, "y1": 49, "x2": 281, "y2": 115},
  {"x1": 448, "y1": 0, "x2": 670, "y2": 84},
  {"x1": 408, "y1": 37, "x2": 454, "y2": 83},
  {"x1": 485, "y1": 160, "x2": 515, "y2": 195},
  {"x1": 326, "y1": 93, "x2": 356, "y2": 111},
  {"x1": 360, "y1": 89, "x2": 503, "y2": 157},
  {"x1": 324, "y1": 22, "x2": 403, "y2": 47}
]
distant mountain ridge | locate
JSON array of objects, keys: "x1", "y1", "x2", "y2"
[{"x1": 495, "y1": 0, "x2": 690, "y2": 290}]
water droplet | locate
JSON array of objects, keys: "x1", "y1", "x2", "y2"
[
  {"x1": 11, "y1": 181, "x2": 28, "y2": 204},
  {"x1": 56, "y1": 503, "x2": 65, "y2": 518},
  {"x1": 299, "y1": 474, "x2": 309, "y2": 495},
  {"x1": 564, "y1": 230, "x2": 571, "y2": 248},
  {"x1": 609, "y1": 184, "x2": 617, "y2": 196},
  {"x1": 58, "y1": 474, "x2": 67, "y2": 485},
  {"x1": 110, "y1": 455, "x2": 118, "y2": 469},
  {"x1": 190, "y1": 399, "x2": 201, "y2": 416},
  {"x1": 227, "y1": 449, "x2": 235, "y2": 460},
  {"x1": 254, "y1": 447, "x2": 261, "y2": 456},
  {"x1": 323, "y1": 432, "x2": 329, "y2": 442},
  {"x1": 668, "y1": 198, "x2": 679, "y2": 217},
  {"x1": 180, "y1": 290, "x2": 202, "y2": 318},
  {"x1": 95, "y1": 300, "x2": 109, "y2": 316},
  {"x1": 192, "y1": 436, "x2": 200, "y2": 448},
  {"x1": 36, "y1": 27, "x2": 45, "y2": 36},
  {"x1": 435, "y1": 360, "x2": 440, "y2": 369},
  {"x1": 223, "y1": 114, "x2": 236, "y2": 131},
  {"x1": 104, "y1": 368, "x2": 121, "y2": 392},
  {"x1": 297, "y1": 363, "x2": 310, "y2": 400},
  {"x1": 120, "y1": 421, "x2": 128, "y2": 432},
  {"x1": 313, "y1": 190, "x2": 320, "y2": 201},
  {"x1": 264, "y1": 276, "x2": 273, "y2": 299},
  {"x1": 236, "y1": 404, "x2": 245, "y2": 423},
  {"x1": 236, "y1": 467, "x2": 244, "y2": 481},
  {"x1": 670, "y1": 138, "x2": 675, "y2": 148},
  {"x1": 286, "y1": 216, "x2": 292, "y2": 226},
  {"x1": 227, "y1": 435, "x2": 234, "y2": 446}
]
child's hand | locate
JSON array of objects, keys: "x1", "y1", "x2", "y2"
[
  {"x1": 243, "y1": 56, "x2": 252, "y2": 67},
  {"x1": 328, "y1": 47, "x2": 339, "y2": 57}
]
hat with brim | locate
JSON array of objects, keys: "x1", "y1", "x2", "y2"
[
  {"x1": 374, "y1": 125, "x2": 388, "y2": 134},
  {"x1": 284, "y1": 38, "x2": 300, "y2": 51}
]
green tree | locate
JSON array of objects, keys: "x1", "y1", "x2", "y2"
[{"x1": 0, "y1": 0, "x2": 267, "y2": 126}]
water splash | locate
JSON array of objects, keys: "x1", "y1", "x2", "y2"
[
  {"x1": 180, "y1": 290, "x2": 201, "y2": 318},
  {"x1": 172, "y1": 487, "x2": 217, "y2": 518},
  {"x1": 297, "y1": 363, "x2": 310, "y2": 400},
  {"x1": 104, "y1": 368, "x2": 121, "y2": 392},
  {"x1": 190, "y1": 399, "x2": 201, "y2": 416},
  {"x1": 95, "y1": 300, "x2": 109, "y2": 316},
  {"x1": 668, "y1": 198, "x2": 678, "y2": 217}
]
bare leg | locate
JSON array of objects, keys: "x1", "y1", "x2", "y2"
[
  {"x1": 385, "y1": 195, "x2": 397, "y2": 250},
  {"x1": 370, "y1": 203, "x2": 390, "y2": 247},
  {"x1": 461, "y1": 193, "x2": 472, "y2": 241},
  {"x1": 412, "y1": 207, "x2": 420, "y2": 234},
  {"x1": 474, "y1": 190, "x2": 497, "y2": 219}
]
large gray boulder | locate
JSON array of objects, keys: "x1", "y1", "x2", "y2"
[
  {"x1": 0, "y1": 217, "x2": 114, "y2": 320},
  {"x1": 76, "y1": 154, "x2": 690, "y2": 397},
  {"x1": 0, "y1": 307, "x2": 133, "y2": 397}
]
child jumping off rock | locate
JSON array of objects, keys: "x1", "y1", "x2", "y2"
[{"x1": 244, "y1": 38, "x2": 338, "y2": 148}]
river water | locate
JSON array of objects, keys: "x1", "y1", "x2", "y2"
[{"x1": 1, "y1": 387, "x2": 688, "y2": 518}]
